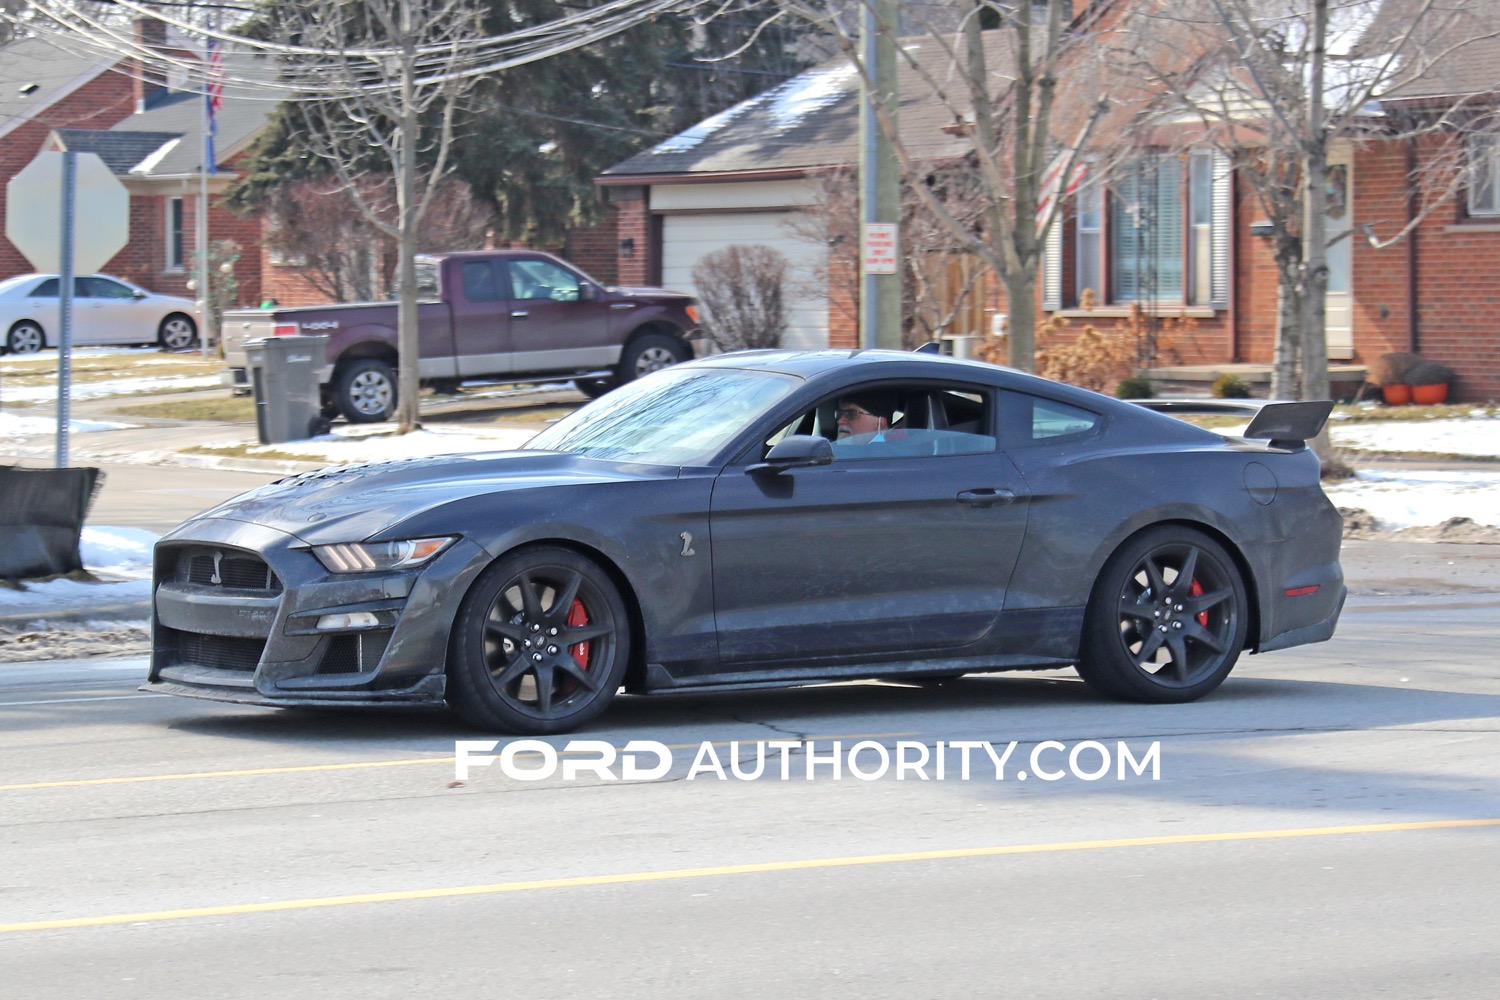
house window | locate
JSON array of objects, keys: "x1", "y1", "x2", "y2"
[
  {"x1": 1111, "y1": 154, "x2": 1183, "y2": 303},
  {"x1": 1049, "y1": 149, "x2": 1228, "y2": 311},
  {"x1": 1076, "y1": 169, "x2": 1102, "y2": 301},
  {"x1": 1468, "y1": 135, "x2": 1500, "y2": 216},
  {"x1": 166, "y1": 197, "x2": 185, "y2": 271}
]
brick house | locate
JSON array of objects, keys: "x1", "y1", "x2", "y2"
[
  {"x1": 598, "y1": 5, "x2": 1500, "y2": 402},
  {"x1": 2, "y1": 23, "x2": 274, "y2": 322}
]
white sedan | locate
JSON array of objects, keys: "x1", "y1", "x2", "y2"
[{"x1": 0, "y1": 273, "x2": 200, "y2": 354}]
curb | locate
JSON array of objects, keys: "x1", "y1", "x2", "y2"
[{"x1": 0, "y1": 601, "x2": 151, "y2": 629}]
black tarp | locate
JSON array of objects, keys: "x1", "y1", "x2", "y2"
[{"x1": 0, "y1": 466, "x2": 103, "y2": 580}]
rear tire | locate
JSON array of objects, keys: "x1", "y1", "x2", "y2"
[
  {"x1": 1076, "y1": 526, "x2": 1248, "y2": 703},
  {"x1": 573, "y1": 377, "x2": 617, "y2": 400},
  {"x1": 333, "y1": 358, "x2": 397, "y2": 423},
  {"x1": 447, "y1": 546, "x2": 631, "y2": 734}
]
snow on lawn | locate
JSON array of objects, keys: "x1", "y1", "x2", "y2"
[
  {"x1": 0, "y1": 374, "x2": 222, "y2": 405},
  {"x1": 195, "y1": 422, "x2": 538, "y2": 462},
  {"x1": 0, "y1": 411, "x2": 136, "y2": 438},
  {"x1": 1332, "y1": 417, "x2": 1500, "y2": 459},
  {"x1": 0, "y1": 527, "x2": 155, "y2": 615},
  {"x1": 1323, "y1": 469, "x2": 1500, "y2": 530}
]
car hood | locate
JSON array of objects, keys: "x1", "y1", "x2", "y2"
[{"x1": 180, "y1": 451, "x2": 678, "y2": 545}]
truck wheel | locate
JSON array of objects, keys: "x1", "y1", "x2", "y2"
[
  {"x1": 573, "y1": 377, "x2": 617, "y2": 400},
  {"x1": 616, "y1": 333, "x2": 688, "y2": 384},
  {"x1": 334, "y1": 358, "x2": 397, "y2": 423}
]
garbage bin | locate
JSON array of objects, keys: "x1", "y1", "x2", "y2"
[{"x1": 244, "y1": 334, "x2": 329, "y2": 444}]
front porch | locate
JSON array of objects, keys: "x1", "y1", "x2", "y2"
[{"x1": 1143, "y1": 363, "x2": 1370, "y2": 401}]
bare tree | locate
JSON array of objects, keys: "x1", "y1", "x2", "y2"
[
  {"x1": 1125, "y1": 0, "x2": 1500, "y2": 416},
  {"x1": 768, "y1": 0, "x2": 1116, "y2": 371},
  {"x1": 261, "y1": 0, "x2": 485, "y2": 432},
  {"x1": 787, "y1": 163, "x2": 991, "y2": 346},
  {"x1": 266, "y1": 175, "x2": 494, "y2": 304},
  {"x1": 692, "y1": 244, "x2": 791, "y2": 351}
]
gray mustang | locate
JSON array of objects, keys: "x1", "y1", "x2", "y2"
[{"x1": 144, "y1": 349, "x2": 1345, "y2": 734}]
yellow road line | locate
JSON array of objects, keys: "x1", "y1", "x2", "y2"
[
  {"x1": 0, "y1": 732, "x2": 917, "y2": 791},
  {"x1": 4, "y1": 817, "x2": 1496, "y2": 934}
]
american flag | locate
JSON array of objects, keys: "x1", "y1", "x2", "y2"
[{"x1": 205, "y1": 35, "x2": 224, "y2": 174}]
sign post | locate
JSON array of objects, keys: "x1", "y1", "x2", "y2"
[{"x1": 5, "y1": 151, "x2": 130, "y2": 467}]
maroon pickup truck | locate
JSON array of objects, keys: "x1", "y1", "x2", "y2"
[{"x1": 221, "y1": 250, "x2": 700, "y2": 422}]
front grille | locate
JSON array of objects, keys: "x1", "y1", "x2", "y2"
[
  {"x1": 171, "y1": 547, "x2": 282, "y2": 593},
  {"x1": 167, "y1": 628, "x2": 267, "y2": 672}
]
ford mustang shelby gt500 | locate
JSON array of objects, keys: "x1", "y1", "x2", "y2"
[{"x1": 145, "y1": 349, "x2": 1345, "y2": 733}]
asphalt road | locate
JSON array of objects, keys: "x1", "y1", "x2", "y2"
[{"x1": 1, "y1": 593, "x2": 1498, "y2": 998}]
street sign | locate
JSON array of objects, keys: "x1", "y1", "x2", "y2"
[
  {"x1": 862, "y1": 222, "x2": 898, "y2": 276},
  {"x1": 6, "y1": 151, "x2": 128, "y2": 273}
]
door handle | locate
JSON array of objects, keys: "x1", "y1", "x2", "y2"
[
  {"x1": 956, "y1": 488, "x2": 1016, "y2": 507},
  {"x1": 610, "y1": 303, "x2": 637, "y2": 310},
  {"x1": 511, "y1": 310, "x2": 529, "y2": 319}
]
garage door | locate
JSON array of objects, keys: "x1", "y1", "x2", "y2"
[{"x1": 661, "y1": 213, "x2": 828, "y2": 351}]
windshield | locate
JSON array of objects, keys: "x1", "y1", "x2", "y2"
[{"x1": 525, "y1": 368, "x2": 798, "y2": 465}]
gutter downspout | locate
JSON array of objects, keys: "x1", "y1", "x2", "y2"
[{"x1": 1406, "y1": 136, "x2": 1420, "y2": 353}]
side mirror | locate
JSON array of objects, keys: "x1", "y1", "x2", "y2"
[
  {"x1": 748, "y1": 435, "x2": 833, "y2": 475},
  {"x1": 133, "y1": 290, "x2": 147, "y2": 299},
  {"x1": 578, "y1": 283, "x2": 599, "y2": 302}
]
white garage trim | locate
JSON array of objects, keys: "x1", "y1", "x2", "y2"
[{"x1": 661, "y1": 211, "x2": 830, "y2": 351}]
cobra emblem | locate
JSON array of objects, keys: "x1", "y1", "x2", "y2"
[
  {"x1": 679, "y1": 532, "x2": 696, "y2": 557},
  {"x1": 210, "y1": 550, "x2": 223, "y2": 586}
]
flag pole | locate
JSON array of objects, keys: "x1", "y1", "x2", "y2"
[{"x1": 197, "y1": 27, "x2": 218, "y2": 359}]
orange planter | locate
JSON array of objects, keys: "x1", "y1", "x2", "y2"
[
  {"x1": 1410, "y1": 383, "x2": 1449, "y2": 405},
  {"x1": 1381, "y1": 384, "x2": 1412, "y2": 405}
]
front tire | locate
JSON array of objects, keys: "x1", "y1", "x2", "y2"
[
  {"x1": 7, "y1": 321, "x2": 45, "y2": 354},
  {"x1": 333, "y1": 358, "x2": 397, "y2": 423},
  {"x1": 157, "y1": 313, "x2": 198, "y2": 351},
  {"x1": 616, "y1": 332, "x2": 688, "y2": 384},
  {"x1": 447, "y1": 546, "x2": 631, "y2": 734},
  {"x1": 1076, "y1": 526, "x2": 1248, "y2": 703}
]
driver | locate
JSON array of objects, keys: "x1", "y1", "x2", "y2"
[{"x1": 835, "y1": 392, "x2": 897, "y2": 443}]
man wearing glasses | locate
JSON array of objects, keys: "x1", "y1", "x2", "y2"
[{"x1": 835, "y1": 392, "x2": 897, "y2": 442}]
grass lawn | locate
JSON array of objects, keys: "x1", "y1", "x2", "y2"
[{"x1": 107, "y1": 395, "x2": 256, "y2": 422}]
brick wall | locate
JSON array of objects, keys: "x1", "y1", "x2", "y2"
[
  {"x1": 0, "y1": 67, "x2": 137, "y2": 278},
  {"x1": 611, "y1": 188, "x2": 652, "y2": 287},
  {"x1": 564, "y1": 208, "x2": 619, "y2": 286}
]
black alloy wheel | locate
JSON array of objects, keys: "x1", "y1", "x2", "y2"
[
  {"x1": 448, "y1": 546, "x2": 631, "y2": 734},
  {"x1": 1077, "y1": 526, "x2": 1248, "y2": 703}
]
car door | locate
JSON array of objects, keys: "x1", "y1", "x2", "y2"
[
  {"x1": 450, "y1": 259, "x2": 512, "y2": 377},
  {"x1": 502, "y1": 258, "x2": 615, "y2": 373},
  {"x1": 707, "y1": 385, "x2": 1030, "y2": 667},
  {"x1": 76, "y1": 276, "x2": 141, "y2": 345}
]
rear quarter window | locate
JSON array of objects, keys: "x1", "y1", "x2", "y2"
[{"x1": 1001, "y1": 392, "x2": 1102, "y2": 447}]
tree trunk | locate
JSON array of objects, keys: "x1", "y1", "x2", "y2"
[
  {"x1": 396, "y1": 0, "x2": 421, "y2": 434},
  {"x1": 1004, "y1": 268, "x2": 1037, "y2": 371}
]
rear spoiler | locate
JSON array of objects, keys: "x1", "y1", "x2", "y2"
[{"x1": 1132, "y1": 399, "x2": 1334, "y2": 450}]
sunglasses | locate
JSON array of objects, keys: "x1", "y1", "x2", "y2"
[{"x1": 835, "y1": 407, "x2": 875, "y2": 421}]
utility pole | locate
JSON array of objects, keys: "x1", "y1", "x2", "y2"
[{"x1": 859, "y1": 0, "x2": 901, "y2": 349}]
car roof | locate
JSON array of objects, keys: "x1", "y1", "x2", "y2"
[{"x1": 683, "y1": 349, "x2": 1227, "y2": 445}]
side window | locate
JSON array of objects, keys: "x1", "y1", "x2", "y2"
[
  {"x1": 461, "y1": 261, "x2": 500, "y2": 302},
  {"x1": 30, "y1": 278, "x2": 59, "y2": 297},
  {"x1": 509, "y1": 260, "x2": 583, "y2": 302},
  {"x1": 80, "y1": 277, "x2": 134, "y2": 299},
  {"x1": 1001, "y1": 392, "x2": 1101, "y2": 446},
  {"x1": 764, "y1": 385, "x2": 997, "y2": 462}
]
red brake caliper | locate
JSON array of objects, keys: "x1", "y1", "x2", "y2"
[
  {"x1": 1190, "y1": 580, "x2": 1209, "y2": 626},
  {"x1": 567, "y1": 599, "x2": 590, "y2": 668}
]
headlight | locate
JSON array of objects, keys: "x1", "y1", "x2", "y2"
[{"x1": 312, "y1": 537, "x2": 456, "y2": 573}]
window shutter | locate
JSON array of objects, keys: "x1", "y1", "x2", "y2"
[
  {"x1": 1211, "y1": 151, "x2": 1231, "y2": 308},
  {"x1": 1043, "y1": 215, "x2": 1063, "y2": 311}
]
